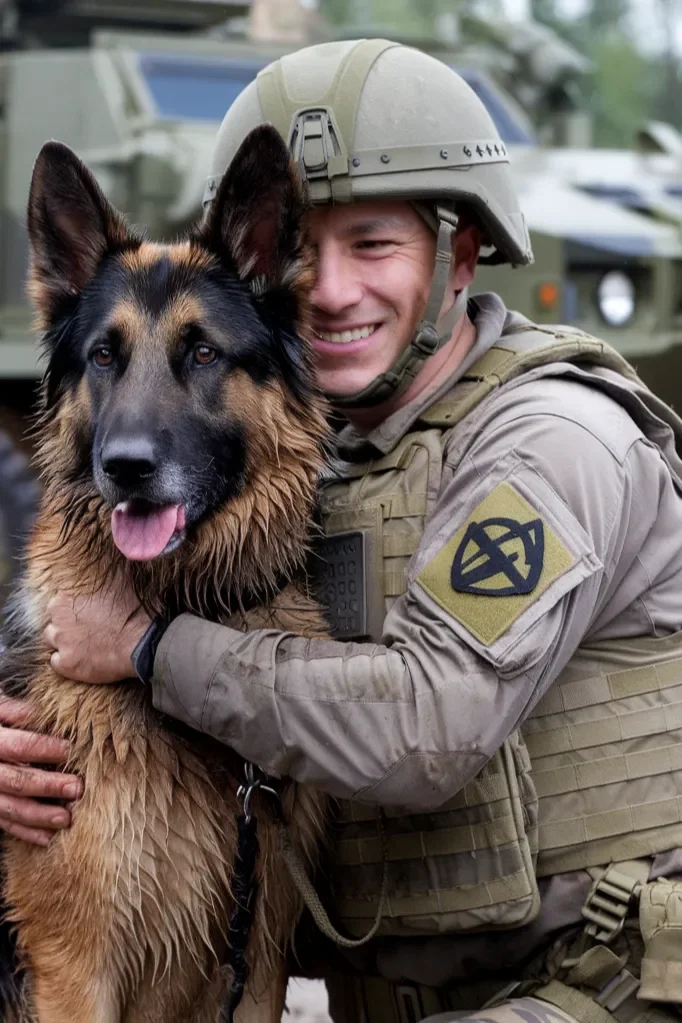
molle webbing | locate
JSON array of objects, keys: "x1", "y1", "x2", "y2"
[
  {"x1": 523, "y1": 636, "x2": 682, "y2": 877},
  {"x1": 320, "y1": 326, "x2": 682, "y2": 937},
  {"x1": 321, "y1": 425, "x2": 541, "y2": 935},
  {"x1": 419, "y1": 331, "x2": 640, "y2": 430},
  {"x1": 330, "y1": 734, "x2": 539, "y2": 936},
  {"x1": 321, "y1": 427, "x2": 446, "y2": 642}
]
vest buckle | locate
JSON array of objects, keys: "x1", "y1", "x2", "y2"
[
  {"x1": 582, "y1": 866, "x2": 643, "y2": 944},
  {"x1": 595, "y1": 968, "x2": 640, "y2": 1012}
]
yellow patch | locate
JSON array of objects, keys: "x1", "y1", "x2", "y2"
[{"x1": 417, "y1": 482, "x2": 575, "y2": 646}]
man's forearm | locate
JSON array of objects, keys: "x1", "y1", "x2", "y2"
[{"x1": 151, "y1": 611, "x2": 527, "y2": 807}]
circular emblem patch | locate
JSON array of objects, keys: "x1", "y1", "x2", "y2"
[{"x1": 450, "y1": 517, "x2": 544, "y2": 597}]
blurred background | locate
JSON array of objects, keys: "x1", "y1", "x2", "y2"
[
  {"x1": 4, "y1": 0, "x2": 682, "y2": 585},
  {"x1": 0, "y1": 4, "x2": 681, "y2": 1014}
]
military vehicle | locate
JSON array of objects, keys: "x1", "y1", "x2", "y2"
[
  {"x1": 465, "y1": 9, "x2": 682, "y2": 237},
  {"x1": 2, "y1": 0, "x2": 682, "y2": 606},
  {"x1": 326, "y1": 7, "x2": 682, "y2": 377},
  {"x1": 450, "y1": 7, "x2": 682, "y2": 382}
]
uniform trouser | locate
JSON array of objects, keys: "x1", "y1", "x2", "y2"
[
  {"x1": 325, "y1": 954, "x2": 681, "y2": 1023},
  {"x1": 417, "y1": 999, "x2": 675, "y2": 1023},
  {"x1": 321, "y1": 871, "x2": 682, "y2": 1023},
  {"x1": 326, "y1": 985, "x2": 679, "y2": 1023},
  {"x1": 420, "y1": 1000, "x2": 588, "y2": 1023}
]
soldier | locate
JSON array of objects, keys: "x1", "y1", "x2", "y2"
[{"x1": 5, "y1": 39, "x2": 682, "y2": 1023}]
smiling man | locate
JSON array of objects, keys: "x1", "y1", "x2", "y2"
[
  {"x1": 306, "y1": 201, "x2": 479, "y2": 430},
  {"x1": 6, "y1": 38, "x2": 682, "y2": 1023}
]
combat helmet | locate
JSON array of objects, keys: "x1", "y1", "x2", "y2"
[{"x1": 205, "y1": 39, "x2": 534, "y2": 407}]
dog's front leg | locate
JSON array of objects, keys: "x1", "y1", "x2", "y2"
[
  {"x1": 31, "y1": 972, "x2": 119, "y2": 1023},
  {"x1": 233, "y1": 964, "x2": 288, "y2": 1023}
]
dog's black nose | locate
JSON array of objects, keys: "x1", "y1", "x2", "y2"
[{"x1": 101, "y1": 437, "x2": 157, "y2": 487}]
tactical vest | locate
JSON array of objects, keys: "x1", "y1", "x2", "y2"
[{"x1": 317, "y1": 325, "x2": 682, "y2": 939}]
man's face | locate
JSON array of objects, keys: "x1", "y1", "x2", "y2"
[{"x1": 307, "y1": 200, "x2": 437, "y2": 399}]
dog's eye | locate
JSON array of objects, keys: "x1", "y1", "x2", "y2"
[
  {"x1": 92, "y1": 346, "x2": 114, "y2": 368},
  {"x1": 193, "y1": 345, "x2": 218, "y2": 366}
]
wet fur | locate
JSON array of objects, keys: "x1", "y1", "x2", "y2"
[{"x1": 0, "y1": 130, "x2": 330, "y2": 1022}]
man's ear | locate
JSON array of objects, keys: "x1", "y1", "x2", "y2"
[
  {"x1": 452, "y1": 222, "x2": 482, "y2": 293},
  {"x1": 199, "y1": 124, "x2": 309, "y2": 287},
  {"x1": 27, "y1": 141, "x2": 133, "y2": 325}
]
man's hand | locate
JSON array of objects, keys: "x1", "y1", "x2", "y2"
[
  {"x1": 44, "y1": 584, "x2": 152, "y2": 684},
  {"x1": 0, "y1": 696, "x2": 83, "y2": 845}
]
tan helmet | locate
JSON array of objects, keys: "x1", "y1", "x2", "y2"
[{"x1": 205, "y1": 39, "x2": 534, "y2": 407}]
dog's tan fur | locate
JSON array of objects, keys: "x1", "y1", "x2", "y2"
[{"x1": 2, "y1": 131, "x2": 331, "y2": 1022}]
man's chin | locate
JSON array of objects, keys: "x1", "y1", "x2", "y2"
[
  {"x1": 317, "y1": 362, "x2": 401, "y2": 404},
  {"x1": 321, "y1": 377, "x2": 375, "y2": 404}
]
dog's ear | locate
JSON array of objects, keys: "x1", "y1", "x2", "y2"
[
  {"x1": 199, "y1": 124, "x2": 309, "y2": 286},
  {"x1": 27, "y1": 141, "x2": 132, "y2": 324}
]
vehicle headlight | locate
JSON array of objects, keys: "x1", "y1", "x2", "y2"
[{"x1": 596, "y1": 271, "x2": 636, "y2": 327}]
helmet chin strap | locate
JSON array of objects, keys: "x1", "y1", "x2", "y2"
[{"x1": 327, "y1": 207, "x2": 468, "y2": 410}]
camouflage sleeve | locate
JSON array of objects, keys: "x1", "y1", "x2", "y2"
[{"x1": 152, "y1": 377, "x2": 678, "y2": 806}]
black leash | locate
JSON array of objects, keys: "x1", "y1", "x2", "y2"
[
  {"x1": 222, "y1": 763, "x2": 278, "y2": 1023},
  {"x1": 222, "y1": 759, "x2": 385, "y2": 1020}
]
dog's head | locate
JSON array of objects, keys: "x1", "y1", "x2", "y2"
[{"x1": 27, "y1": 128, "x2": 328, "y2": 609}]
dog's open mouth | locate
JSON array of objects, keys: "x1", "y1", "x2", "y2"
[{"x1": 111, "y1": 500, "x2": 187, "y2": 561}]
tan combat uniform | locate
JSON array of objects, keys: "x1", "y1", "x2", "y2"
[{"x1": 152, "y1": 294, "x2": 682, "y2": 1022}]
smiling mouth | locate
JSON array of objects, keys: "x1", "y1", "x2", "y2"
[
  {"x1": 111, "y1": 500, "x2": 187, "y2": 561},
  {"x1": 314, "y1": 324, "x2": 379, "y2": 344}
]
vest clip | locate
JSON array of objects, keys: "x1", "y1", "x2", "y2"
[{"x1": 582, "y1": 866, "x2": 643, "y2": 944}]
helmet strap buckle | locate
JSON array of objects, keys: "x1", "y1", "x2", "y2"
[{"x1": 412, "y1": 323, "x2": 441, "y2": 357}]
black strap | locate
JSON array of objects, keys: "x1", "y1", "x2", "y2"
[{"x1": 222, "y1": 813, "x2": 259, "y2": 1023}]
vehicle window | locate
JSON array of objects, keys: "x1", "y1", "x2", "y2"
[
  {"x1": 455, "y1": 68, "x2": 536, "y2": 145},
  {"x1": 137, "y1": 54, "x2": 266, "y2": 120},
  {"x1": 136, "y1": 52, "x2": 537, "y2": 146}
]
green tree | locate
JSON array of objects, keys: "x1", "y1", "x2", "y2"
[
  {"x1": 588, "y1": 34, "x2": 656, "y2": 145},
  {"x1": 529, "y1": 0, "x2": 668, "y2": 146},
  {"x1": 530, "y1": 0, "x2": 562, "y2": 28},
  {"x1": 653, "y1": 0, "x2": 682, "y2": 128},
  {"x1": 317, "y1": 0, "x2": 350, "y2": 26},
  {"x1": 319, "y1": 0, "x2": 459, "y2": 37}
]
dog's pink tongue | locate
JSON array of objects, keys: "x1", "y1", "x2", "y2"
[{"x1": 111, "y1": 503, "x2": 184, "y2": 561}]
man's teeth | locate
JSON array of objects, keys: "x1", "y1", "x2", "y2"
[{"x1": 316, "y1": 324, "x2": 378, "y2": 344}]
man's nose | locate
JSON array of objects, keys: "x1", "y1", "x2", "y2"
[
  {"x1": 101, "y1": 435, "x2": 157, "y2": 489},
  {"x1": 310, "y1": 245, "x2": 364, "y2": 315}
]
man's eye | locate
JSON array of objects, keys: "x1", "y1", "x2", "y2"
[
  {"x1": 355, "y1": 239, "x2": 394, "y2": 251},
  {"x1": 193, "y1": 345, "x2": 218, "y2": 366},
  {"x1": 91, "y1": 346, "x2": 114, "y2": 368}
]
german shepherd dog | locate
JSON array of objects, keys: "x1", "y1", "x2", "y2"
[{"x1": 0, "y1": 126, "x2": 330, "y2": 1022}]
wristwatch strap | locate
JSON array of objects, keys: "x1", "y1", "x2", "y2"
[{"x1": 130, "y1": 617, "x2": 168, "y2": 684}]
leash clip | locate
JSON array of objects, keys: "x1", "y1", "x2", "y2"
[{"x1": 237, "y1": 762, "x2": 279, "y2": 823}]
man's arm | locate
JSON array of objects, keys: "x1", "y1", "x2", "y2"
[{"x1": 154, "y1": 379, "x2": 670, "y2": 807}]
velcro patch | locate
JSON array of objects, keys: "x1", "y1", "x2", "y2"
[{"x1": 417, "y1": 481, "x2": 575, "y2": 646}]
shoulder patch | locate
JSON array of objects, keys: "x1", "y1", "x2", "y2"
[{"x1": 417, "y1": 481, "x2": 575, "y2": 646}]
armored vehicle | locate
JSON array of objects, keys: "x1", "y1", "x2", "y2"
[
  {"x1": 2, "y1": 0, "x2": 682, "y2": 605},
  {"x1": 328, "y1": 11, "x2": 682, "y2": 382},
  {"x1": 444, "y1": 9, "x2": 682, "y2": 381}
]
